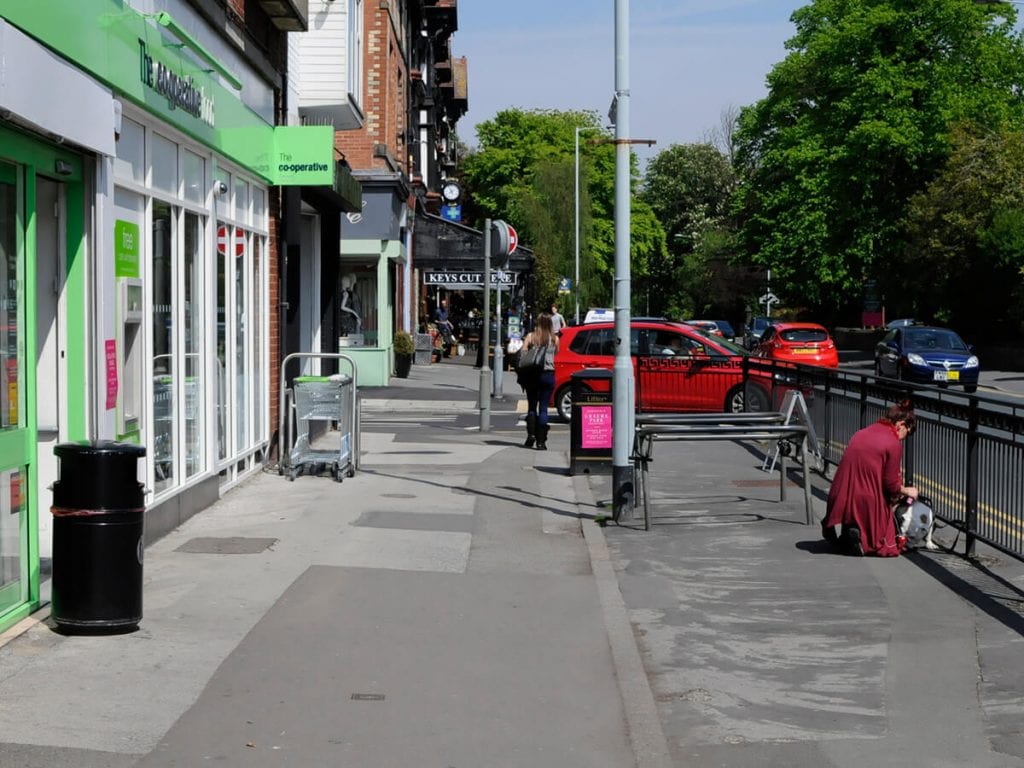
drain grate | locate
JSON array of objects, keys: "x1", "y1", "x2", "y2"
[
  {"x1": 351, "y1": 693, "x2": 385, "y2": 701},
  {"x1": 175, "y1": 537, "x2": 278, "y2": 555}
]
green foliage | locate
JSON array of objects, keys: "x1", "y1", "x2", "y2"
[
  {"x1": 733, "y1": 0, "x2": 1024, "y2": 325},
  {"x1": 640, "y1": 143, "x2": 747, "y2": 320},
  {"x1": 461, "y1": 108, "x2": 665, "y2": 314},
  {"x1": 903, "y1": 122, "x2": 1024, "y2": 334},
  {"x1": 392, "y1": 329, "x2": 415, "y2": 355}
]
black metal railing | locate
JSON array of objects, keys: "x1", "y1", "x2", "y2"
[{"x1": 634, "y1": 355, "x2": 1024, "y2": 561}]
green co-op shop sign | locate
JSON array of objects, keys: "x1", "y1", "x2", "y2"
[{"x1": 1, "y1": 0, "x2": 333, "y2": 186}]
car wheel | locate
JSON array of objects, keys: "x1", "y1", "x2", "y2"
[
  {"x1": 964, "y1": 384, "x2": 977, "y2": 394},
  {"x1": 726, "y1": 384, "x2": 769, "y2": 413},
  {"x1": 555, "y1": 384, "x2": 575, "y2": 422}
]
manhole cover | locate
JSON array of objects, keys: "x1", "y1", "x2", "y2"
[{"x1": 175, "y1": 537, "x2": 277, "y2": 555}]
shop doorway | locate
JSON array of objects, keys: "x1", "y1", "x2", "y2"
[
  {"x1": 34, "y1": 176, "x2": 68, "y2": 562},
  {"x1": 298, "y1": 212, "x2": 321, "y2": 376}
]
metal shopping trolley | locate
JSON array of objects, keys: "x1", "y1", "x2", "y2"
[{"x1": 278, "y1": 353, "x2": 359, "y2": 482}]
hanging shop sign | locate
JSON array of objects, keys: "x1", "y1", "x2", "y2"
[{"x1": 424, "y1": 271, "x2": 517, "y2": 287}]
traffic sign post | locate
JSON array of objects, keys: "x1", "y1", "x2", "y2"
[
  {"x1": 759, "y1": 291, "x2": 779, "y2": 317},
  {"x1": 490, "y1": 220, "x2": 515, "y2": 267}
]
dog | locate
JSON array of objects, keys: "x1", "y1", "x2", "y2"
[{"x1": 895, "y1": 496, "x2": 938, "y2": 551}]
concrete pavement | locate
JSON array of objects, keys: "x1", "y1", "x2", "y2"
[{"x1": 0, "y1": 355, "x2": 1023, "y2": 767}]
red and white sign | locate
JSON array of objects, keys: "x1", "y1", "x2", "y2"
[
  {"x1": 507, "y1": 224, "x2": 518, "y2": 254},
  {"x1": 217, "y1": 225, "x2": 246, "y2": 257}
]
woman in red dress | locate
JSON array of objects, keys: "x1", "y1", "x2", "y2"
[{"x1": 822, "y1": 401, "x2": 919, "y2": 556}]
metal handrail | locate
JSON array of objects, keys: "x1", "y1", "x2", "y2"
[{"x1": 631, "y1": 420, "x2": 813, "y2": 531}]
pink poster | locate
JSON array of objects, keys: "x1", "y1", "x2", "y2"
[
  {"x1": 105, "y1": 339, "x2": 118, "y2": 410},
  {"x1": 580, "y1": 405, "x2": 613, "y2": 449}
]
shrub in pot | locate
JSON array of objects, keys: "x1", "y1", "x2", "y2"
[{"x1": 394, "y1": 330, "x2": 414, "y2": 378}]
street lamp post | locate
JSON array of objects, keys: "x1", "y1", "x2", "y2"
[{"x1": 574, "y1": 126, "x2": 583, "y2": 325}]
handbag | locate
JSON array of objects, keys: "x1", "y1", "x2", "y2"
[{"x1": 517, "y1": 344, "x2": 544, "y2": 373}]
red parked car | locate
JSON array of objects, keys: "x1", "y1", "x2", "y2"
[
  {"x1": 753, "y1": 322, "x2": 839, "y2": 368},
  {"x1": 552, "y1": 320, "x2": 782, "y2": 421}
]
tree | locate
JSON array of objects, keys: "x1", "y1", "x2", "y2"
[
  {"x1": 733, "y1": 0, "x2": 1024, "y2": 325},
  {"x1": 460, "y1": 108, "x2": 664, "y2": 313},
  {"x1": 640, "y1": 143, "x2": 753, "y2": 320},
  {"x1": 903, "y1": 122, "x2": 1024, "y2": 335}
]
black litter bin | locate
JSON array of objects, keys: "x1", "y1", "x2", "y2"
[
  {"x1": 569, "y1": 368, "x2": 614, "y2": 476},
  {"x1": 51, "y1": 441, "x2": 146, "y2": 633}
]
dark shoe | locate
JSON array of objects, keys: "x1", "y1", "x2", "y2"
[
  {"x1": 843, "y1": 526, "x2": 864, "y2": 556},
  {"x1": 535, "y1": 423, "x2": 549, "y2": 450},
  {"x1": 822, "y1": 523, "x2": 839, "y2": 547}
]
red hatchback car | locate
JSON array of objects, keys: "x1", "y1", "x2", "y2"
[
  {"x1": 753, "y1": 322, "x2": 839, "y2": 368},
  {"x1": 552, "y1": 320, "x2": 777, "y2": 421}
]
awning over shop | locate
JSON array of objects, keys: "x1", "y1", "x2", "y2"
[{"x1": 413, "y1": 212, "x2": 534, "y2": 273}]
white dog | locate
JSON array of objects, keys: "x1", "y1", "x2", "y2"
[{"x1": 895, "y1": 497, "x2": 938, "y2": 551}]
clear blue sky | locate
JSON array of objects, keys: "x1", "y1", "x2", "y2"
[{"x1": 452, "y1": 1, "x2": 801, "y2": 164}]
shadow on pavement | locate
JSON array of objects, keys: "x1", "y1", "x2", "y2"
[{"x1": 909, "y1": 550, "x2": 1024, "y2": 637}]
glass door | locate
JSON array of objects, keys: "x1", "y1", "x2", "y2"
[{"x1": 0, "y1": 160, "x2": 28, "y2": 620}]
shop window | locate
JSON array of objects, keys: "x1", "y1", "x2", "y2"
[
  {"x1": 114, "y1": 118, "x2": 145, "y2": 185},
  {"x1": 214, "y1": 168, "x2": 230, "y2": 220},
  {"x1": 0, "y1": 467, "x2": 26, "y2": 605},
  {"x1": 183, "y1": 150, "x2": 205, "y2": 205},
  {"x1": 252, "y1": 237, "x2": 264, "y2": 441},
  {"x1": 183, "y1": 212, "x2": 205, "y2": 478},
  {"x1": 339, "y1": 262, "x2": 377, "y2": 347},
  {"x1": 0, "y1": 164, "x2": 22, "y2": 430},
  {"x1": 234, "y1": 177, "x2": 248, "y2": 222},
  {"x1": 152, "y1": 201, "x2": 175, "y2": 492},
  {"x1": 216, "y1": 234, "x2": 228, "y2": 462},
  {"x1": 152, "y1": 133, "x2": 178, "y2": 195},
  {"x1": 234, "y1": 227, "x2": 248, "y2": 450},
  {"x1": 253, "y1": 188, "x2": 266, "y2": 230}
]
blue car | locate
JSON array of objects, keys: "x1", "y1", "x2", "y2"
[{"x1": 874, "y1": 325, "x2": 979, "y2": 392}]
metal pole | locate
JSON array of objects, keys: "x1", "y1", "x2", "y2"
[
  {"x1": 575, "y1": 126, "x2": 581, "y2": 325},
  {"x1": 612, "y1": 0, "x2": 634, "y2": 521},
  {"x1": 479, "y1": 219, "x2": 492, "y2": 431},
  {"x1": 494, "y1": 273, "x2": 504, "y2": 395}
]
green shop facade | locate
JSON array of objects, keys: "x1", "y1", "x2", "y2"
[{"x1": 0, "y1": 1, "x2": 336, "y2": 634}]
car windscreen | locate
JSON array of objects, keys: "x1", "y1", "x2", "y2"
[
  {"x1": 903, "y1": 329, "x2": 968, "y2": 351},
  {"x1": 685, "y1": 327, "x2": 748, "y2": 356},
  {"x1": 716, "y1": 321, "x2": 735, "y2": 337},
  {"x1": 779, "y1": 328, "x2": 829, "y2": 343}
]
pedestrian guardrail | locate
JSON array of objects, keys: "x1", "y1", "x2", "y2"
[{"x1": 633, "y1": 355, "x2": 1024, "y2": 561}]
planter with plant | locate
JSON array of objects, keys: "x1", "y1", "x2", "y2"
[{"x1": 393, "y1": 330, "x2": 415, "y2": 378}]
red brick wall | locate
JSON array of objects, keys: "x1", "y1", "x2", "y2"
[{"x1": 268, "y1": 189, "x2": 281, "y2": 455}]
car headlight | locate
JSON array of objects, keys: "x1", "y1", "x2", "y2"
[
  {"x1": 907, "y1": 353, "x2": 926, "y2": 366},
  {"x1": 964, "y1": 356, "x2": 979, "y2": 368}
]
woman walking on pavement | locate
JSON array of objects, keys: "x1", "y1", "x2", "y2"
[{"x1": 519, "y1": 312, "x2": 559, "y2": 449}]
